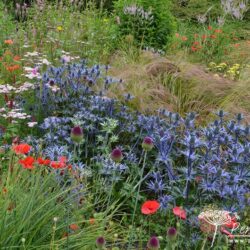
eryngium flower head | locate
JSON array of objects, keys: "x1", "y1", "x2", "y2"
[
  {"x1": 147, "y1": 236, "x2": 160, "y2": 250},
  {"x1": 111, "y1": 148, "x2": 123, "y2": 162},
  {"x1": 96, "y1": 236, "x2": 106, "y2": 248},
  {"x1": 142, "y1": 136, "x2": 154, "y2": 151},
  {"x1": 70, "y1": 126, "x2": 83, "y2": 143},
  {"x1": 167, "y1": 227, "x2": 177, "y2": 239}
]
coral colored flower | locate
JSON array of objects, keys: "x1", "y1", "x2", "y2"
[
  {"x1": 89, "y1": 218, "x2": 95, "y2": 224},
  {"x1": 37, "y1": 157, "x2": 51, "y2": 165},
  {"x1": 6, "y1": 64, "x2": 20, "y2": 72},
  {"x1": 181, "y1": 36, "x2": 188, "y2": 41},
  {"x1": 13, "y1": 144, "x2": 31, "y2": 154},
  {"x1": 141, "y1": 200, "x2": 160, "y2": 215},
  {"x1": 4, "y1": 39, "x2": 13, "y2": 45},
  {"x1": 202, "y1": 34, "x2": 207, "y2": 40},
  {"x1": 173, "y1": 206, "x2": 186, "y2": 220},
  {"x1": 210, "y1": 34, "x2": 216, "y2": 39},
  {"x1": 19, "y1": 156, "x2": 35, "y2": 169},
  {"x1": 214, "y1": 29, "x2": 222, "y2": 33},
  {"x1": 234, "y1": 43, "x2": 240, "y2": 48},
  {"x1": 193, "y1": 41, "x2": 200, "y2": 46},
  {"x1": 2, "y1": 187, "x2": 7, "y2": 194},
  {"x1": 175, "y1": 33, "x2": 180, "y2": 38},
  {"x1": 191, "y1": 46, "x2": 198, "y2": 52},
  {"x1": 69, "y1": 224, "x2": 79, "y2": 231},
  {"x1": 13, "y1": 55, "x2": 21, "y2": 61},
  {"x1": 208, "y1": 26, "x2": 212, "y2": 30},
  {"x1": 50, "y1": 156, "x2": 67, "y2": 169}
]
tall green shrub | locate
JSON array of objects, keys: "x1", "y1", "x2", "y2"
[{"x1": 114, "y1": 0, "x2": 176, "y2": 49}]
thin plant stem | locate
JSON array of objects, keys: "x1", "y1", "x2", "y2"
[{"x1": 128, "y1": 150, "x2": 147, "y2": 248}]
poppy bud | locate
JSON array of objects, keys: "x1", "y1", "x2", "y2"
[
  {"x1": 142, "y1": 136, "x2": 154, "y2": 151},
  {"x1": 167, "y1": 227, "x2": 177, "y2": 240},
  {"x1": 96, "y1": 236, "x2": 106, "y2": 249},
  {"x1": 147, "y1": 236, "x2": 160, "y2": 250},
  {"x1": 111, "y1": 148, "x2": 123, "y2": 162},
  {"x1": 70, "y1": 126, "x2": 83, "y2": 143}
]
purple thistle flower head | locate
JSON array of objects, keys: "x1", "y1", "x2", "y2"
[
  {"x1": 142, "y1": 136, "x2": 154, "y2": 151},
  {"x1": 111, "y1": 148, "x2": 123, "y2": 162},
  {"x1": 96, "y1": 236, "x2": 106, "y2": 248},
  {"x1": 147, "y1": 236, "x2": 160, "y2": 250},
  {"x1": 71, "y1": 126, "x2": 83, "y2": 143},
  {"x1": 167, "y1": 227, "x2": 177, "y2": 239}
]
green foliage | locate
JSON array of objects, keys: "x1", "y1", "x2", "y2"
[
  {"x1": 114, "y1": 0, "x2": 176, "y2": 49},
  {"x1": 172, "y1": 0, "x2": 222, "y2": 22},
  {"x1": 0, "y1": 2, "x2": 15, "y2": 54},
  {"x1": 0, "y1": 157, "x2": 123, "y2": 249}
]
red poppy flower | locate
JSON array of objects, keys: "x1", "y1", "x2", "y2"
[
  {"x1": 4, "y1": 39, "x2": 13, "y2": 45},
  {"x1": 69, "y1": 224, "x2": 79, "y2": 231},
  {"x1": 202, "y1": 34, "x2": 207, "y2": 40},
  {"x1": 13, "y1": 144, "x2": 31, "y2": 154},
  {"x1": 214, "y1": 29, "x2": 222, "y2": 33},
  {"x1": 193, "y1": 41, "x2": 200, "y2": 46},
  {"x1": 19, "y1": 156, "x2": 35, "y2": 169},
  {"x1": 173, "y1": 206, "x2": 186, "y2": 220},
  {"x1": 208, "y1": 26, "x2": 212, "y2": 30},
  {"x1": 224, "y1": 216, "x2": 239, "y2": 229},
  {"x1": 141, "y1": 200, "x2": 160, "y2": 215},
  {"x1": 191, "y1": 46, "x2": 198, "y2": 52},
  {"x1": 50, "y1": 156, "x2": 67, "y2": 169},
  {"x1": 37, "y1": 157, "x2": 51, "y2": 165},
  {"x1": 210, "y1": 34, "x2": 217, "y2": 39}
]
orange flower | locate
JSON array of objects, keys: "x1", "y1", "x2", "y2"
[
  {"x1": 208, "y1": 26, "x2": 212, "y2": 30},
  {"x1": 141, "y1": 200, "x2": 160, "y2": 215},
  {"x1": 6, "y1": 64, "x2": 20, "y2": 72},
  {"x1": 89, "y1": 218, "x2": 95, "y2": 225},
  {"x1": 19, "y1": 156, "x2": 35, "y2": 169},
  {"x1": 2, "y1": 187, "x2": 7, "y2": 194},
  {"x1": 4, "y1": 39, "x2": 13, "y2": 45},
  {"x1": 37, "y1": 157, "x2": 51, "y2": 165},
  {"x1": 181, "y1": 36, "x2": 188, "y2": 41},
  {"x1": 210, "y1": 34, "x2": 216, "y2": 39},
  {"x1": 234, "y1": 43, "x2": 240, "y2": 48},
  {"x1": 13, "y1": 55, "x2": 21, "y2": 61},
  {"x1": 214, "y1": 29, "x2": 222, "y2": 33},
  {"x1": 13, "y1": 144, "x2": 31, "y2": 154},
  {"x1": 69, "y1": 224, "x2": 79, "y2": 231}
]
